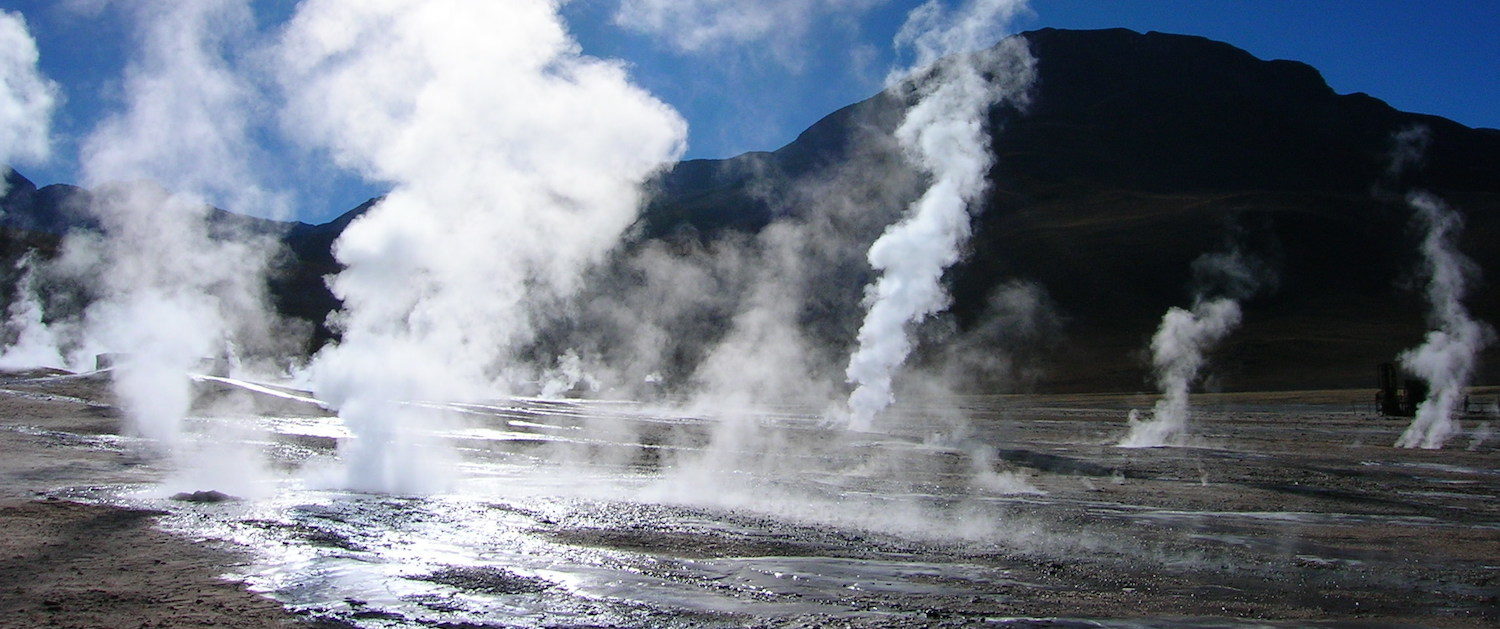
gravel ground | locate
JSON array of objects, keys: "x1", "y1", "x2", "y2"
[{"x1": 0, "y1": 369, "x2": 1495, "y2": 627}]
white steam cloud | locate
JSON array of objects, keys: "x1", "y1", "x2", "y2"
[
  {"x1": 79, "y1": 1, "x2": 285, "y2": 217},
  {"x1": 62, "y1": 0, "x2": 281, "y2": 447},
  {"x1": 1383, "y1": 125, "x2": 1495, "y2": 449},
  {"x1": 0, "y1": 12, "x2": 62, "y2": 368},
  {"x1": 1395, "y1": 192, "x2": 1495, "y2": 448},
  {"x1": 1120, "y1": 249, "x2": 1265, "y2": 448},
  {"x1": 278, "y1": 0, "x2": 686, "y2": 492},
  {"x1": 0, "y1": 10, "x2": 58, "y2": 194},
  {"x1": 1120, "y1": 299, "x2": 1241, "y2": 448},
  {"x1": 0, "y1": 254, "x2": 66, "y2": 370},
  {"x1": 844, "y1": 0, "x2": 1034, "y2": 430}
]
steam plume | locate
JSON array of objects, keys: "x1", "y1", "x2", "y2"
[
  {"x1": 0, "y1": 254, "x2": 66, "y2": 370},
  {"x1": 844, "y1": 0, "x2": 1034, "y2": 430},
  {"x1": 64, "y1": 0, "x2": 281, "y2": 447},
  {"x1": 0, "y1": 10, "x2": 58, "y2": 195},
  {"x1": 1382, "y1": 125, "x2": 1495, "y2": 449},
  {"x1": 1121, "y1": 249, "x2": 1265, "y2": 447},
  {"x1": 1120, "y1": 299, "x2": 1241, "y2": 448},
  {"x1": 278, "y1": 0, "x2": 686, "y2": 492},
  {"x1": 1396, "y1": 192, "x2": 1495, "y2": 448},
  {"x1": 0, "y1": 11, "x2": 60, "y2": 368}
]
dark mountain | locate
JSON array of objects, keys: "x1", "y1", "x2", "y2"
[
  {"x1": 969, "y1": 28, "x2": 1499, "y2": 391},
  {"x1": 2, "y1": 28, "x2": 1497, "y2": 392},
  {"x1": 633, "y1": 28, "x2": 1500, "y2": 392},
  {"x1": 274, "y1": 198, "x2": 380, "y2": 350},
  {"x1": 1, "y1": 170, "x2": 91, "y2": 235}
]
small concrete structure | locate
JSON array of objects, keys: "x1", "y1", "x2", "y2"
[{"x1": 94, "y1": 352, "x2": 127, "y2": 371}]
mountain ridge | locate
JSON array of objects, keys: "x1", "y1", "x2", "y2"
[{"x1": 1, "y1": 27, "x2": 1496, "y2": 392}]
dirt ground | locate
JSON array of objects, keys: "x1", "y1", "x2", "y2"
[
  {"x1": 0, "y1": 370, "x2": 309, "y2": 628},
  {"x1": 0, "y1": 368, "x2": 1496, "y2": 627},
  {"x1": 0, "y1": 499, "x2": 304, "y2": 628}
]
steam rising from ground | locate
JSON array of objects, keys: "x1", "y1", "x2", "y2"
[
  {"x1": 278, "y1": 0, "x2": 686, "y2": 492},
  {"x1": 0, "y1": 15, "x2": 69, "y2": 370},
  {"x1": 1381, "y1": 126, "x2": 1495, "y2": 449},
  {"x1": 0, "y1": 254, "x2": 66, "y2": 370},
  {"x1": 0, "y1": 1, "x2": 1058, "y2": 516},
  {"x1": 3, "y1": 0, "x2": 1063, "y2": 528},
  {"x1": 1396, "y1": 192, "x2": 1495, "y2": 448},
  {"x1": 507, "y1": 1, "x2": 1054, "y2": 521},
  {"x1": 52, "y1": 0, "x2": 284, "y2": 448},
  {"x1": 1121, "y1": 249, "x2": 1266, "y2": 448},
  {"x1": 844, "y1": 0, "x2": 1034, "y2": 430},
  {"x1": 1120, "y1": 299, "x2": 1241, "y2": 448},
  {"x1": 0, "y1": 10, "x2": 58, "y2": 195}
]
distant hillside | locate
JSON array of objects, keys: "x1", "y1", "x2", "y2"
[
  {"x1": 631, "y1": 28, "x2": 1500, "y2": 392},
  {"x1": 2, "y1": 28, "x2": 1496, "y2": 393}
]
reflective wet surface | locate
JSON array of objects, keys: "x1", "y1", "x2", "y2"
[{"x1": 9, "y1": 373, "x2": 1500, "y2": 626}]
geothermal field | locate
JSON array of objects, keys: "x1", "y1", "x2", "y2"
[
  {"x1": 0, "y1": 0, "x2": 1498, "y2": 627},
  {"x1": 1, "y1": 370, "x2": 1497, "y2": 626}
]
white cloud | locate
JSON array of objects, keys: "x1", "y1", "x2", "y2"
[{"x1": 615, "y1": 0, "x2": 881, "y2": 57}]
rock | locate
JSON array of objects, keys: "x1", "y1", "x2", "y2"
[{"x1": 169, "y1": 490, "x2": 238, "y2": 503}]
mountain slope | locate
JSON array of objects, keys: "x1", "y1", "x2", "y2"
[
  {"x1": 632, "y1": 28, "x2": 1500, "y2": 392},
  {"x1": 2, "y1": 28, "x2": 1496, "y2": 393}
]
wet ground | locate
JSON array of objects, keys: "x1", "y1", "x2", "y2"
[{"x1": 1, "y1": 370, "x2": 1496, "y2": 627}]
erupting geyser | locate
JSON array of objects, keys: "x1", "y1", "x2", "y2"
[
  {"x1": 0, "y1": 254, "x2": 65, "y2": 370},
  {"x1": 1380, "y1": 126, "x2": 1495, "y2": 449},
  {"x1": 0, "y1": 9, "x2": 64, "y2": 370},
  {"x1": 63, "y1": 0, "x2": 282, "y2": 448},
  {"x1": 1121, "y1": 249, "x2": 1266, "y2": 448},
  {"x1": 1395, "y1": 192, "x2": 1495, "y2": 448},
  {"x1": 278, "y1": 0, "x2": 686, "y2": 492},
  {"x1": 844, "y1": 0, "x2": 1035, "y2": 430},
  {"x1": 1120, "y1": 299, "x2": 1241, "y2": 448}
]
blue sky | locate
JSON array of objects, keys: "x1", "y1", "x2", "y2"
[{"x1": 2, "y1": 0, "x2": 1496, "y2": 223}]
